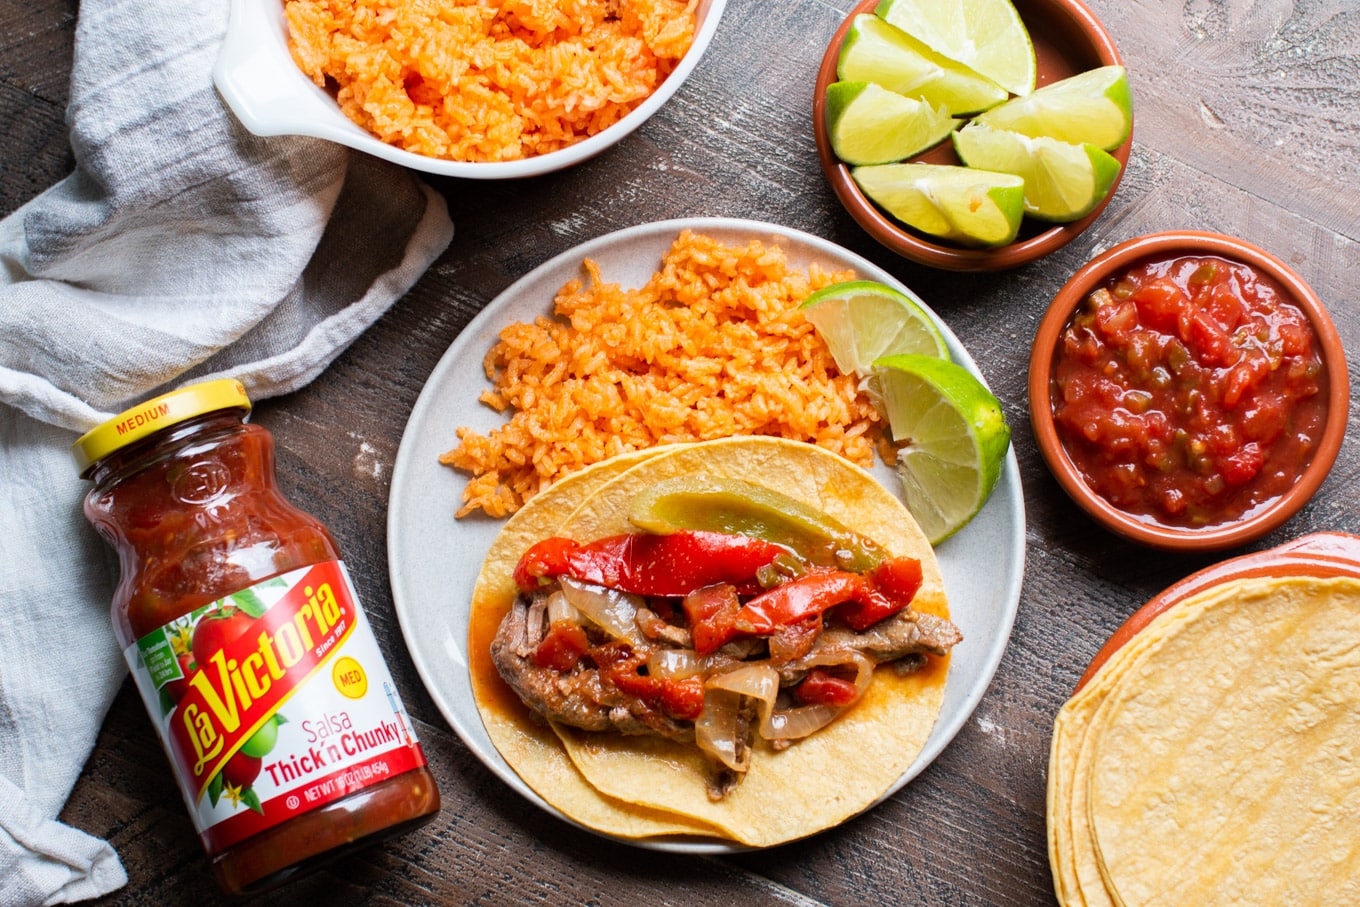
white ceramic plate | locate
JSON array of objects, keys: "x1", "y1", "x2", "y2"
[
  {"x1": 213, "y1": 0, "x2": 728, "y2": 180},
  {"x1": 388, "y1": 218, "x2": 1026, "y2": 850}
]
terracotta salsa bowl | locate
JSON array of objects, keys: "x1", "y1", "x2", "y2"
[{"x1": 1029, "y1": 231, "x2": 1349, "y2": 551}]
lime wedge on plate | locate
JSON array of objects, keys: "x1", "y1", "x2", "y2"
[
  {"x1": 875, "y1": 0, "x2": 1037, "y2": 97},
  {"x1": 872, "y1": 353, "x2": 1010, "y2": 544},
  {"x1": 953, "y1": 123, "x2": 1121, "y2": 222},
  {"x1": 851, "y1": 162, "x2": 1025, "y2": 247},
  {"x1": 973, "y1": 65, "x2": 1133, "y2": 150},
  {"x1": 826, "y1": 81, "x2": 959, "y2": 166},
  {"x1": 837, "y1": 13, "x2": 1008, "y2": 116},
  {"x1": 800, "y1": 280, "x2": 949, "y2": 377}
]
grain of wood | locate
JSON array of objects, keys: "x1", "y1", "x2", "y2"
[{"x1": 3, "y1": 0, "x2": 1352, "y2": 903}]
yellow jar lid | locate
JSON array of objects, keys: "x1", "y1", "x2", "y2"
[{"x1": 72, "y1": 379, "x2": 253, "y2": 476}]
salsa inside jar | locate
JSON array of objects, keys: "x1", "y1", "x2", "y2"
[{"x1": 1050, "y1": 254, "x2": 1328, "y2": 529}]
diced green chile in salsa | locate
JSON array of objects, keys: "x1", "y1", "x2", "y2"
[{"x1": 1051, "y1": 254, "x2": 1327, "y2": 528}]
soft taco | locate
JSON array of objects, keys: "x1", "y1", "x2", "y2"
[{"x1": 469, "y1": 437, "x2": 960, "y2": 846}]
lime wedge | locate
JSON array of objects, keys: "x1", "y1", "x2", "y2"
[
  {"x1": 952, "y1": 123, "x2": 1121, "y2": 222},
  {"x1": 837, "y1": 13, "x2": 1008, "y2": 116},
  {"x1": 851, "y1": 162, "x2": 1025, "y2": 248},
  {"x1": 826, "y1": 81, "x2": 959, "y2": 166},
  {"x1": 875, "y1": 0, "x2": 1036, "y2": 97},
  {"x1": 872, "y1": 353, "x2": 1010, "y2": 544},
  {"x1": 800, "y1": 280, "x2": 949, "y2": 377},
  {"x1": 973, "y1": 65, "x2": 1133, "y2": 150}
]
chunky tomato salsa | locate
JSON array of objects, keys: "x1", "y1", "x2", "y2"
[{"x1": 1051, "y1": 254, "x2": 1327, "y2": 529}]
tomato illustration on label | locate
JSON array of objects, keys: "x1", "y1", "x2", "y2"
[
  {"x1": 191, "y1": 605, "x2": 257, "y2": 667},
  {"x1": 204, "y1": 711, "x2": 290, "y2": 814},
  {"x1": 222, "y1": 752, "x2": 261, "y2": 789},
  {"x1": 163, "y1": 652, "x2": 197, "y2": 703},
  {"x1": 186, "y1": 601, "x2": 294, "y2": 815}
]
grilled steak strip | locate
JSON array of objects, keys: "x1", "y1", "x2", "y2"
[
  {"x1": 492, "y1": 585, "x2": 961, "y2": 735},
  {"x1": 491, "y1": 591, "x2": 694, "y2": 741}
]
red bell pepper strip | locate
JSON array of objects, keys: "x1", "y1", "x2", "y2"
[
  {"x1": 514, "y1": 537, "x2": 578, "y2": 590},
  {"x1": 733, "y1": 557, "x2": 922, "y2": 634},
  {"x1": 733, "y1": 569, "x2": 872, "y2": 634},
  {"x1": 513, "y1": 530, "x2": 786, "y2": 597}
]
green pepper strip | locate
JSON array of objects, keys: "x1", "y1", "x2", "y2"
[{"x1": 627, "y1": 475, "x2": 885, "y2": 573}]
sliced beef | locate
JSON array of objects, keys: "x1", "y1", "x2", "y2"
[
  {"x1": 491, "y1": 592, "x2": 692, "y2": 741},
  {"x1": 490, "y1": 579, "x2": 964, "y2": 799},
  {"x1": 775, "y1": 611, "x2": 962, "y2": 684}
]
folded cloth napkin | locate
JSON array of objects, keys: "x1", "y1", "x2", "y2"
[{"x1": 0, "y1": 1, "x2": 453, "y2": 902}]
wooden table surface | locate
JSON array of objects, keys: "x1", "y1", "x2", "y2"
[{"x1": 6, "y1": 0, "x2": 1359, "y2": 903}]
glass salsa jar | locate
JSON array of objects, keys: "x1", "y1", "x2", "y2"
[{"x1": 73, "y1": 379, "x2": 440, "y2": 894}]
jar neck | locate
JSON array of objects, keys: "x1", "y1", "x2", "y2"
[{"x1": 86, "y1": 409, "x2": 252, "y2": 489}]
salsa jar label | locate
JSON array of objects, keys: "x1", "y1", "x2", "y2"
[{"x1": 125, "y1": 560, "x2": 428, "y2": 852}]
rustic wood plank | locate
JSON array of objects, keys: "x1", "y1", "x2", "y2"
[
  {"x1": 1, "y1": 0, "x2": 1351, "y2": 903},
  {"x1": 0, "y1": 0, "x2": 76, "y2": 216}
]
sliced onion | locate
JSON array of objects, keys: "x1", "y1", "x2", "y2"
[
  {"x1": 545, "y1": 590, "x2": 580, "y2": 626},
  {"x1": 558, "y1": 577, "x2": 645, "y2": 646},
  {"x1": 647, "y1": 648, "x2": 702, "y2": 680},
  {"x1": 760, "y1": 702, "x2": 840, "y2": 741},
  {"x1": 797, "y1": 648, "x2": 877, "y2": 676},
  {"x1": 694, "y1": 663, "x2": 779, "y2": 773},
  {"x1": 708, "y1": 662, "x2": 780, "y2": 709},
  {"x1": 759, "y1": 651, "x2": 874, "y2": 742},
  {"x1": 649, "y1": 648, "x2": 739, "y2": 680},
  {"x1": 694, "y1": 689, "x2": 746, "y2": 772}
]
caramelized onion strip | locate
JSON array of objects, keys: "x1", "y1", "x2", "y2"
[
  {"x1": 545, "y1": 590, "x2": 580, "y2": 626},
  {"x1": 558, "y1": 577, "x2": 646, "y2": 647},
  {"x1": 694, "y1": 663, "x2": 779, "y2": 773},
  {"x1": 647, "y1": 648, "x2": 702, "y2": 680},
  {"x1": 760, "y1": 651, "x2": 874, "y2": 741}
]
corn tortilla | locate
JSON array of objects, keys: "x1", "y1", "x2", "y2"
[
  {"x1": 548, "y1": 437, "x2": 950, "y2": 846},
  {"x1": 1047, "y1": 600, "x2": 1201, "y2": 907},
  {"x1": 1047, "y1": 575, "x2": 1360, "y2": 906}
]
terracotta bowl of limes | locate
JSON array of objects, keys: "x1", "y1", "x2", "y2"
[{"x1": 814, "y1": 0, "x2": 1131, "y2": 272}]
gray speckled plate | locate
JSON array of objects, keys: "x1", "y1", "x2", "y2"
[{"x1": 387, "y1": 218, "x2": 1026, "y2": 851}]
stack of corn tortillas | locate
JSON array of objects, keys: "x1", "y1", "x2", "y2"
[{"x1": 1048, "y1": 572, "x2": 1360, "y2": 906}]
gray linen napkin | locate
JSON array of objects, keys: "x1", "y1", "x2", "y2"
[{"x1": 0, "y1": 1, "x2": 453, "y2": 902}]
